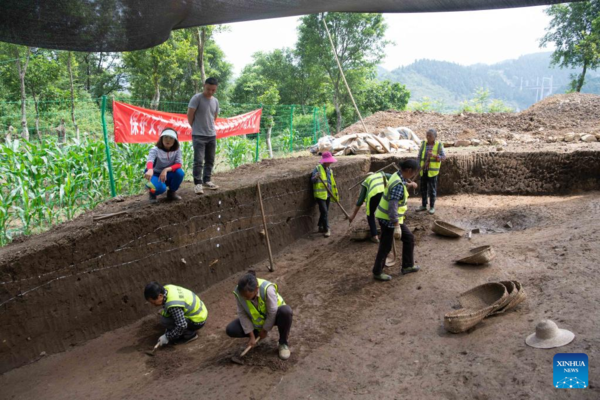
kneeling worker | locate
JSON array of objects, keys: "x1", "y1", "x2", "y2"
[
  {"x1": 349, "y1": 171, "x2": 392, "y2": 243},
  {"x1": 144, "y1": 282, "x2": 208, "y2": 346},
  {"x1": 226, "y1": 270, "x2": 293, "y2": 360}
]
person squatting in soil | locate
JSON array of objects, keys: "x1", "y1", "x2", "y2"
[
  {"x1": 226, "y1": 270, "x2": 293, "y2": 360},
  {"x1": 144, "y1": 128, "x2": 185, "y2": 203},
  {"x1": 144, "y1": 282, "x2": 208, "y2": 346},
  {"x1": 417, "y1": 128, "x2": 446, "y2": 215},
  {"x1": 187, "y1": 77, "x2": 220, "y2": 195},
  {"x1": 372, "y1": 159, "x2": 421, "y2": 281},
  {"x1": 349, "y1": 171, "x2": 393, "y2": 243},
  {"x1": 311, "y1": 151, "x2": 339, "y2": 238}
]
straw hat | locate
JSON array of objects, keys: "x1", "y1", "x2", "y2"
[
  {"x1": 319, "y1": 151, "x2": 337, "y2": 164},
  {"x1": 525, "y1": 320, "x2": 575, "y2": 349}
]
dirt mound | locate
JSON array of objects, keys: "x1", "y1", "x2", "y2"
[{"x1": 339, "y1": 93, "x2": 600, "y2": 142}]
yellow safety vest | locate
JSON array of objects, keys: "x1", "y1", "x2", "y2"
[
  {"x1": 313, "y1": 164, "x2": 339, "y2": 202},
  {"x1": 375, "y1": 172, "x2": 409, "y2": 224},
  {"x1": 419, "y1": 141, "x2": 442, "y2": 177},
  {"x1": 233, "y1": 278, "x2": 286, "y2": 331},
  {"x1": 162, "y1": 284, "x2": 208, "y2": 324},
  {"x1": 362, "y1": 172, "x2": 387, "y2": 216}
]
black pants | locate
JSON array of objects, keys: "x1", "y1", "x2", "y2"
[
  {"x1": 316, "y1": 198, "x2": 330, "y2": 230},
  {"x1": 420, "y1": 173, "x2": 438, "y2": 208},
  {"x1": 367, "y1": 193, "x2": 383, "y2": 238},
  {"x1": 160, "y1": 316, "x2": 205, "y2": 340},
  {"x1": 372, "y1": 222, "x2": 415, "y2": 276},
  {"x1": 192, "y1": 135, "x2": 216, "y2": 184},
  {"x1": 225, "y1": 305, "x2": 293, "y2": 345}
]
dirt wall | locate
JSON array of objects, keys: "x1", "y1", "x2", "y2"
[
  {"x1": 0, "y1": 157, "x2": 369, "y2": 373},
  {"x1": 371, "y1": 151, "x2": 600, "y2": 195}
]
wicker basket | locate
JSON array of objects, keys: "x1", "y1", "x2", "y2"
[
  {"x1": 350, "y1": 228, "x2": 370, "y2": 241},
  {"x1": 432, "y1": 220, "x2": 466, "y2": 238},
  {"x1": 502, "y1": 280, "x2": 527, "y2": 312},
  {"x1": 489, "y1": 281, "x2": 517, "y2": 315},
  {"x1": 456, "y1": 245, "x2": 496, "y2": 265},
  {"x1": 443, "y1": 305, "x2": 495, "y2": 333},
  {"x1": 458, "y1": 282, "x2": 508, "y2": 312}
]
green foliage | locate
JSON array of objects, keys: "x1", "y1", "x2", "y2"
[
  {"x1": 407, "y1": 97, "x2": 446, "y2": 113},
  {"x1": 458, "y1": 88, "x2": 513, "y2": 114},
  {"x1": 541, "y1": 1, "x2": 600, "y2": 92},
  {"x1": 357, "y1": 80, "x2": 410, "y2": 114},
  {"x1": 221, "y1": 136, "x2": 254, "y2": 169}
]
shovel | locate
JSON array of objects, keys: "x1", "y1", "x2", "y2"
[
  {"x1": 231, "y1": 338, "x2": 260, "y2": 365},
  {"x1": 385, "y1": 237, "x2": 398, "y2": 267},
  {"x1": 145, "y1": 341, "x2": 161, "y2": 357}
]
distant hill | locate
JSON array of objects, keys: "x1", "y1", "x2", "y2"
[{"x1": 378, "y1": 52, "x2": 600, "y2": 112}]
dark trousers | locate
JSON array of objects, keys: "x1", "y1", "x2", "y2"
[
  {"x1": 160, "y1": 316, "x2": 205, "y2": 340},
  {"x1": 367, "y1": 193, "x2": 383, "y2": 238},
  {"x1": 420, "y1": 173, "x2": 438, "y2": 208},
  {"x1": 225, "y1": 305, "x2": 293, "y2": 345},
  {"x1": 372, "y1": 222, "x2": 415, "y2": 276},
  {"x1": 192, "y1": 135, "x2": 216, "y2": 184},
  {"x1": 316, "y1": 198, "x2": 330, "y2": 230}
]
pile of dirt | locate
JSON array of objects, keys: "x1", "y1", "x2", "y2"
[{"x1": 339, "y1": 93, "x2": 600, "y2": 143}]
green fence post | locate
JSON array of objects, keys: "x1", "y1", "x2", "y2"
[
  {"x1": 312, "y1": 107, "x2": 318, "y2": 144},
  {"x1": 288, "y1": 105, "x2": 295, "y2": 153},
  {"x1": 255, "y1": 104, "x2": 262, "y2": 163},
  {"x1": 101, "y1": 95, "x2": 117, "y2": 197}
]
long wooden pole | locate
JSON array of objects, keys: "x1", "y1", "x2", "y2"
[
  {"x1": 321, "y1": 15, "x2": 368, "y2": 134},
  {"x1": 348, "y1": 162, "x2": 398, "y2": 191},
  {"x1": 318, "y1": 177, "x2": 350, "y2": 219},
  {"x1": 257, "y1": 183, "x2": 275, "y2": 272}
]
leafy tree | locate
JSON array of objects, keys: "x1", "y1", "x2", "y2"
[
  {"x1": 297, "y1": 13, "x2": 389, "y2": 132},
  {"x1": 357, "y1": 80, "x2": 410, "y2": 114},
  {"x1": 541, "y1": 1, "x2": 600, "y2": 92},
  {"x1": 76, "y1": 52, "x2": 124, "y2": 98}
]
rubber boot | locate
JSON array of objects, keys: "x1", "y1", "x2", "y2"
[{"x1": 167, "y1": 190, "x2": 182, "y2": 201}]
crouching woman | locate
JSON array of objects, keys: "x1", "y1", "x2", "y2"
[
  {"x1": 144, "y1": 128, "x2": 185, "y2": 202},
  {"x1": 226, "y1": 271, "x2": 293, "y2": 360}
]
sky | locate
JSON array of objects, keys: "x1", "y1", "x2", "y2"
[{"x1": 214, "y1": 6, "x2": 553, "y2": 75}]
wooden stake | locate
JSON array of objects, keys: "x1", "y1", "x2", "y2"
[
  {"x1": 257, "y1": 183, "x2": 275, "y2": 272},
  {"x1": 318, "y1": 177, "x2": 350, "y2": 219}
]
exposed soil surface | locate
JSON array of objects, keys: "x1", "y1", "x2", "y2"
[
  {"x1": 340, "y1": 93, "x2": 600, "y2": 142},
  {"x1": 2, "y1": 191, "x2": 599, "y2": 400}
]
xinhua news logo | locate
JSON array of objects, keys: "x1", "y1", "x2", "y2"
[{"x1": 554, "y1": 353, "x2": 588, "y2": 389}]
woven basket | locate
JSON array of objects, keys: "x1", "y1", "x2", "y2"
[
  {"x1": 502, "y1": 280, "x2": 527, "y2": 312},
  {"x1": 443, "y1": 306, "x2": 495, "y2": 333},
  {"x1": 458, "y1": 282, "x2": 508, "y2": 311},
  {"x1": 350, "y1": 228, "x2": 370, "y2": 241},
  {"x1": 489, "y1": 281, "x2": 517, "y2": 315},
  {"x1": 432, "y1": 220, "x2": 466, "y2": 238},
  {"x1": 456, "y1": 245, "x2": 496, "y2": 265}
]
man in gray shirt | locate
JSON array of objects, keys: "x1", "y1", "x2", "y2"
[{"x1": 187, "y1": 77, "x2": 220, "y2": 195}]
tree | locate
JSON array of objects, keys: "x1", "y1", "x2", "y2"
[
  {"x1": 76, "y1": 52, "x2": 124, "y2": 98},
  {"x1": 541, "y1": 1, "x2": 600, "y2": 92},
  {"x1": 357, "y1": 80, "x2": 410, "y2": 115},
  {"x1": 297, "y1": 13, "x2": 388, "y2": 132},
  {"x1": 4, "y1": 45, "x2": 33, "y2": 140}
]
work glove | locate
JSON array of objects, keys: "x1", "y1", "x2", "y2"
[
  {"x1": 394, "y1": 226, "x2": 402, "y2": 239},
  {"x1": 158, "y1": 334, "x2": 169, "y2": 347}
]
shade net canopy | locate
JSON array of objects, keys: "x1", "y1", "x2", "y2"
[{"x1": 0, "y1": 0, "x2": 573, "y2": 52}]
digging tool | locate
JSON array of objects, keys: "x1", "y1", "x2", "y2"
[
  {"x1": 231, "y1": 338, "x2": 261, "y2": 365},
  {"x1": 257, "y1": 183, "x2": 275, "y2": 272},
  {"x1": 145, "y1": 341, "x2": 161, "y2": 357},
  {"x1": 318, "y1": 177, "x2": 350, "y2": 220},
  {"x1": 93, "y1": 211, "x2": 128, "y2": 221},
  {"x1": 385, "y1": 236, "x2": 398, "y2": 267},
  {"x1": 348, "y1": 162, "x2": 397, "y2": 191}
]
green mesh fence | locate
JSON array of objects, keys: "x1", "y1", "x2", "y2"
[{"x1": 0, "y1": 98, "x2": 331, "y2": 245}]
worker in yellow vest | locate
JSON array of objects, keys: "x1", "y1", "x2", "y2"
[
  {"x1": 372, "y1": 159, "x2": 421, "y2": 281},
  {"x1": 417, "y1": 128, "x2": 446, "y2": 215},
  {"x1": 349, "y1": 171, "x2": 393, "y2": 243},
  {"x1": 144, "y1": 281, "x2": 208, "y2": 346},
  {"x1": 311, "y1": 151, "x2": 339, "y2": 238},
  {"x1": 226, "y1": 270, "x2": 293, "y2": 360}
]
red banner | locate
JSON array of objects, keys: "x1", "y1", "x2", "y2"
[{"x1": 113, "y1": 100, "x2": 262, "y2": 143}]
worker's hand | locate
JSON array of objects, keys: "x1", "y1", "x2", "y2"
[
  {"x1": 159, "y1": 169, "x2": 168, "y2": 183},
  {"x1": 259, "y1": 330, "x2": 268, "y2": 340},
  {"x1": 407, "y1": 182, "x2": 418, "y2": 189},
  {"x1": 348, "y1": 215, "x2": 355, "y2": 224},
  {"x1": 435, "y1": 155, "x2": 442, "y2": 162},
  {"x1": 158, "y1": 334, "x2": 169, "y2": 347},
  {"x1": 394, "y1": 225, "x2": 402, "y2": 240},
  {"x1": 144, "y1": 169, "x2": 153, "y2": 181},
  {"x1": 248, "y1": 332, "x2": 257, "y2": 348}
]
